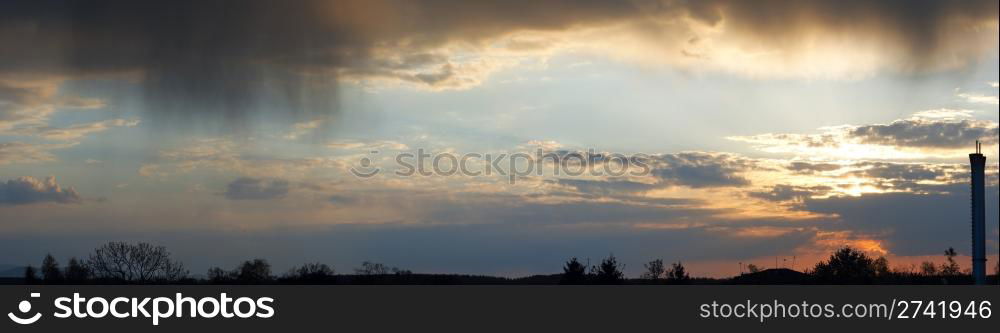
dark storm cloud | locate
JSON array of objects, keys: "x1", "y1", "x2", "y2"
[
  {"x1": 848, "y1": 119, "x2": 999, "y2": 148},
  {"x1": 687, "y1": 0, "x2": 998, "y2": 68},
  {"x1": 222, "y1": 177, "x2": 290, "y2": 200},
  {"x1": 0, "y1": 176, "x2": 81, "y2": 205},
  {"x1": 1, "y1": 0, "x2": 995, "y2": 123},
  {"x1": 0, "y1": 0, "x2": 642, "y2": 122},
  {"x1": 0, "y1": 0, "x2": 348, "y2": 123}
]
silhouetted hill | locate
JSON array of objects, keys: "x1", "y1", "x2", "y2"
[
  {"x1": 0, "y1": 264, "x2": 25, "y2": 278},
  {"x1": 731, "y1": 269, "x2": 809, "y2": 285}
]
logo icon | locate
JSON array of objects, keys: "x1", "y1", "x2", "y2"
[
  {"x1": 8, "y1": 292, "x2": 42, "y2": 325},
  {"x1": 349, "y1": 150, "x2": 381, "y2": 178}
]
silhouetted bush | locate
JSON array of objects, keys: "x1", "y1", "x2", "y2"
[
  {"x1": 812, "y1": 247, "x2": 876, "y2": 284},
  {"x1": 283, "y1": 263, "x2": 335, "y2": 283},
  {"x1": 206, "y1": 267, "x2": 234, "y2": 283},
  {"x1": 204, "y1": 259, "x2": 274, "y2": 284},
  {"x1": 940, "y1": 247, "x2": 961, "y2": 276},
  {"x1": 23, "y1": 266, "x2": 38, "y2": 284},
  {"x1": 591, "y1": 254, "x2": 624, "y2": 284},
  {"x1": 666, "y1": 262, "x2": 690, "y2": 284},
  {"x1": 920, "y1": 261, "x2": 938, "y2": 276},
  {"x1": 350, "y1": 261, "x2": 410, "y2": 284},
  {"x1": 641, "y1": 259, "x2": 665, "y2": 281},
  {"x1": 560, "y1": 257, "x2": 589, "y2": 285},
  {"x1": 41, "y1": 254, "x2": 63, "y2": 283},
  {"x1": 235, "y1": 259, "x2": 273, "y2": 283},
  {"x1": 873, "y1": 256, "x2": 891, "y2": 278},
  {"x1": 354, "y1": 261, "x2": 390, "y2": 275}
]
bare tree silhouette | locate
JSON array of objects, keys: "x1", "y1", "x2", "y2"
[
  {"x1": 354, "y1": 261, "x2": 391, "y2": 275},
  {"x1": 285, "y1": 262, "x2": 335, "y2": 282},
  {"x1": 87, "y1": 242, "x2": 188, "y2": 283},
  {"x1": 641, "y1": 259, "x2": 665, "y2": 281},
  {"x1": 920, "y1": 261, "x2": 938, "y2": 276},
  {"x1": 206, "y1": 267, "x2": 233, "y2": 283}
]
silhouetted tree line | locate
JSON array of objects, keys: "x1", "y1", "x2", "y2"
[
  {"x1": 748, "y1": 246, "x2": 986, "y2": 285},
  {"x1": 23, "y1": 242, "x2": 190, "y2": 284},
  {"x1": 15, "y1": 242, "x2": 999, "y2": 285},
  {"x1": 559, "y1": 255, "x2": 690, "y2": 285}
]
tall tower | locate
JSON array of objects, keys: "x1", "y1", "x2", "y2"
[{"x1": 969, "y1": 141, "x2": 987, "y2": 285}]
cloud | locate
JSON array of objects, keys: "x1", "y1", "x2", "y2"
[
  {"x1": 802, "y1": 184, "x2": 999, "y2": 256},
  {"x1": 846, "y1": 162, "x2": 951, "y2": 182},
  {"x1": 0, "y1": 80, "x2": 107, "y2": 132},
  {"x1": 0, "y1": 141, "x2": 77, "y2": 165},
  {"x1": 282, "y1": 119, "x2": 324, "y2": 140},
  {"x1": 9, "y1": 118, "x2": 139, "y2": 141},
  {"x1": 839, "y1": 162, "x2": 972, "y2": 194},
  {"x1": 0, "y1": 80, "x2": 131, "y2": 165},
  {"x1": 909, "y1": 109, "x2": 976, "y2": 121},
  {"x1": 552, "y1": 178, "x2": 657, "y2": 196},
  {"x1": 533, "y1": 150, "x2": 753, "y2": 189},
  {"x1": 1, "y1": 0, "x2": 995, "y2": 127},
  {"x1": 141, "y1": 138, "x2": 344, "y2": 179},
  {"x1": 0, "y1": 176, "x2": 81, "y2": 205},
  {"x1": 525, "y1": 140, "x2": 563, "y2": 151},
  {"x1": 750, "y1": 185, "x2": 832, "y2": 203},
  {"x1": 222, "y1": 177, "x2": 291, "y2": 200},
  {"x1": 326, "y1": 140, "x2": 409, "y2": 151},
  {"x1": 958, "y1": 93, "x2": 999, "y2": 105},
  {"x1": 0, "y1": 80, "x2": 60, "y2": 132},
  {"x1": 327, "y1": 194, "x2": 359, "y2": 205},
  {"x1": 848, "y1": 118, "x2": 998, "y2": 148},
  {"x1": 785, "y1": 162, "x2": 843, "y2": 174},
  {"x1": 646, "y1": 152, "x2": 753, "y2": 188},
  {"x1": 731, "y1": 111, "x2": 999, "y2": 159}
]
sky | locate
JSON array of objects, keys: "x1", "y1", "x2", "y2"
[{"x1": 1, "y1": 0, "x2": 998, "y2": 278}]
